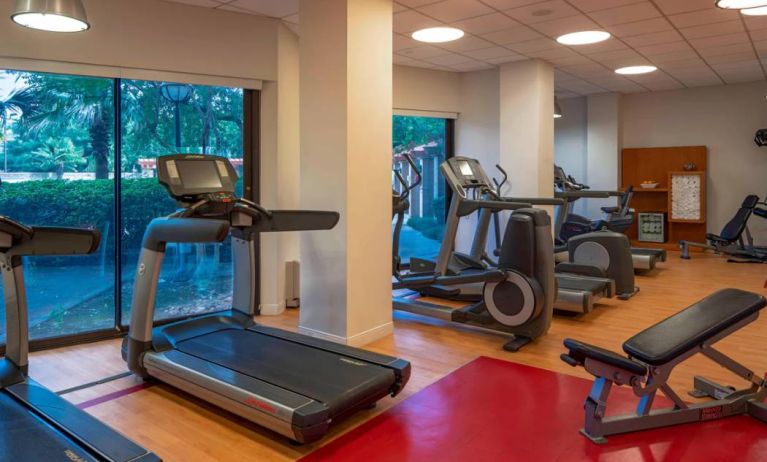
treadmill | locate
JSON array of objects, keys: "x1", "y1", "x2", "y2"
[
  {"x1": 0, "y1": 217, "x2": 160, "y2": 461},
  {"x1": 124, "y1": 154, "x2": 410, "y2": 444}
]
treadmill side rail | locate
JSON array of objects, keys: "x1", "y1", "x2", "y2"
[{"x1": 7, "y1": 380, "x2": 161, "y2": 462}]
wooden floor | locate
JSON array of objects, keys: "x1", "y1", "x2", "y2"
[{"x1": 28, "y1": 252, "x2": 767, "y2": 462}]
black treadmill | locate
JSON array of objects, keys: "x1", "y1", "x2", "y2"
[
  {"x1": 0, "y1": 217, "x2": 160, "y2": 461},
  {"x1": 124, "y1": 154, "x2": 410, "y2": 444}
]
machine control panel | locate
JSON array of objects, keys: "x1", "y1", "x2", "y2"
[
  {"x1": 442, "y1": 157, "x2": 493, "y2": 192},
  {"x1": 157, "y1": 154, "x2": 239, "y2": 201}
]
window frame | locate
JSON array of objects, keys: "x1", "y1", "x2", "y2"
[{"x1": 0, "y1": 71, "x2": 260, "y2": 354}]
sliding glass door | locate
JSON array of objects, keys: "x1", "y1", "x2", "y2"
[{"x1": 0, "y1": 68, "x2": 254, "y2": 347}]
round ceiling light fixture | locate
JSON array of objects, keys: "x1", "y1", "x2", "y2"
[
  {"x1": 11, "y1": 0, "x2": 90, "y2": 32},
  {"x1": 715, "y1": 0, "x2": 767, "y2": 9},
  {"x1": 741, "y1": 5, "x2": 767, "y2": 14},
  {"x1": 556, "y1": 30, "x2": 611, "y2": 46},
  {"x1": 554, "y1": 98, "x2": 563, "y2": 119},
  {"x1": 412, "y1": 27, "x2": 465, "y2": 43},
  {"x1": 615, "y1": 65, "x2": 657, "y2": 75}
]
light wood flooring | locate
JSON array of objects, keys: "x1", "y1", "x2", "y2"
[{"x1": 27, "y1": 252, "x2": 767, "y2": 462}]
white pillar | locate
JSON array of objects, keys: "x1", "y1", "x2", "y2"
[
  {"x1": 298, "y1": 0, "x2": 393, "y2": 346},
  {"x1": 258, "y1": 24, "x2": 302, "y2": 316},
  {"x1": 586, "y1": 93, "x2": 622, "y2": 218},
  {"x1": 499, "y1": 60, "x2": 555, "y2": 206}
]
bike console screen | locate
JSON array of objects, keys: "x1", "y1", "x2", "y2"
[{"x1": 158, "y1": 154, "x2": 239, "y2": 201}]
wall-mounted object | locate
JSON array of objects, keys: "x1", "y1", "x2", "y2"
[
  {"x1": 638, "y1": 213, "x2": 666, "y2": 243},
  {"x1": 669, "y1": 171, "x2": 706, "y2": 223}
]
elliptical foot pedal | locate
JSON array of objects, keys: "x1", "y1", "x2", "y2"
[{"x1": 503, "y1": 336, "x2": 531, "y2": 352}]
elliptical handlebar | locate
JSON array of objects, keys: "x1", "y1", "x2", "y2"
[{"x1": 492, "y1": 164, "x2": 509, "y2": 195}]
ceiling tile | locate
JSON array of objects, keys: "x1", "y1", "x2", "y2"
[
  {"x1": 397, "y1": 45, "x2": 452, "y2": 59},
  {"x1": 566, "y1": 0, "x2": 641, "y2": 13},
  {"x1": 587, "y1": 48, "x2": 644, "y2": 63},
  {"x1": 575, "y1": 39, "x2": 629, "y2": 55},
  {"x1": 228, "y1": 0, "x2": 298, "y2": 17},
  {"x1": 705, "y1": 51, "x2": 758, "y2": 65},
  {"x1": 426, "y1": 53, "x2": 476, "y2": 65},
  {"x1": 527, "y1": 46, "x2": 579, "y2": 59},
  {"x1": 168, "y1": 0, "x2": 223, "y2": 7},
  {"x1": 667, "y1": 8, "x2": 739, "y2": 29},
  {"x1": 587, "y1": 2, "x2": 661, "y2": 27},
  {"x1": 719, "y1": 71, "x2": 765, "y2": 84},
  {"x1": 658, "y1": 58, "x2": 708, "y2": 70},
  {"x1": 554, "y1": 69, "x2": 578, "y2": 81},
  {"x1": 393, "y1": 54, "x2": 422, "y2": 65},
  {"x1": 697, "y1": 42, "x2": 754, "y2": 58},
  {"x1": 689, "y1": 32, "x2": 749, "y2": 49},
  {"x1": 653, "y1": 0, "x2": 718, "y2": 16},
  {"x1": 678, "y1": 75, "x2": 725, "y2": 87},
  {"x1": 481, "y1": 0, "x2": 551, "y2": 9},
  {"x1": 437, "y1": 34, "x2": 497, "y2": 51},
  {"x1": 744, "y1": 16, "x2": 767, "y2": 31},
  {"x1": 634, "y1": 40, "x2": 692, "y2": 56},
  {"x1": 505, "y1": 1, "x2": 580, "y2": 25},
  {"x1": 679, "y1": 20, "x2": 744, "y2": 40},
  {"x1": 397, "y1": 0, "x2": 443, "y2": 7},
  {"x1": 649, "y1": 49, "x2": 701, "y2": 63},
  {"x1": 555, "y1": 90, "x2": 583, "y2": 98},
  {"x1": 394, "y1": 3, "x2": 409, "y2": 12},
  {"x1": 486, "y1": 54, "x2": 530, "y2": 64},
  {"x1": 528, "y1": 13, "x2": 600, "y2": 37},
  {"x1": 463, "y1": 46, "x2": 522, "y2": 59},
  {"x1": 481, "y1": 26, "x2": 545, "y2": 44},
  {"x1": 622, "y1": 30, "x2": 683, "y2": 47},
  {"x1": 394, "y1": 33, "x2": 421, "y2": 51},
  {"x1": 416, "y1": 0, "x2": 494, "y2": 23},
  {"x1": 710, "y1": 59, "x2": 763, "y2": 73},
  {"x1": 546, "y1": 54, "x2": 593, "y2": 66},
  {"x1": 394, "y1": 10, "x2": 443, "y2": 33},
  {"x1": 665, "y1": 65, "x2": 718, "y2": 79},
  {"x1": 749, "y1": 28, "x2": 767, "y2": 41},
  {"x1": 451, "y1": 12, "x2": 520, "y2": 34},
  {"x1": 506, "y1": 37, "x2": 560, "y2": 53},
  {"x1": 448, "y1": 60, "x2": 496, "y2": 71},
  {"x1": 606, "y1": 17, "x2": 672, "y2": 38}
]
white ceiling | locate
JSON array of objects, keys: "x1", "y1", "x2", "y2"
[{"x1": 164, "y1": 0, "x2": 767, "y2": 97}]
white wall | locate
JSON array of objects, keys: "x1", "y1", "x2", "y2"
[
  {"x1": 0, "y1": 0, "x2": 278, "y2": 81},
  {"x1": 585, "y1": 93, "x2": 622, "y2": 218},
  {"x1": 393, "y1": 65, "x2": 461, "y2": 114},
  {"x1": 554, "y1": 97, "x2": 588, "y2": 216},
  {"x1": 622, "y1": 81, "x2": 767, "y2": 244}
]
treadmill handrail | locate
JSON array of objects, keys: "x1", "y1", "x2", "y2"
[
  {"x1": 502, "y1": 196, "x2": 565, "y2": 207},
  {"x1": 9, "y1": 227, "x2": 100, "y2": 257},
  {"x1": 457, "y1": 199, "x2": 532, "y2": 217},
  {"x1": 141, "y1": 217, "x2": 230, "y2": 251},
  {"x1": 556, "y1": 191, "x2": 611, "y2": 199}
]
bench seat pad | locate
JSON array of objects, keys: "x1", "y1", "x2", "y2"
[{"x1": 624, "y1": 289, "x2": 766, "y2": 366}]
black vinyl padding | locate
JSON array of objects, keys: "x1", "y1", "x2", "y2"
[
  {"x1": 624, "y1": 289, "x2": 766, "y2": 365},
  {"x1": 709, "y1": 195, "x2": 759, "y2": 243},
  {"x1": 563, "y1": 339, "x2": 647, "y2": 376}
]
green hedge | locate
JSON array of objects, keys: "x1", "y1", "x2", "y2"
[
  {"x1": 407, "y1": 216, "x2": 444, "y2": 241},
  {"x1": 0, "y1": 178, "x2": 177, "y2": 255}
]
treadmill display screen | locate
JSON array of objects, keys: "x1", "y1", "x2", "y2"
[
  {"x1": 458, "y1": 161, "x2": 473, "y2": 176},
  {"x1": 175, "y1": 160, "x2": 223, "y2": 189}
]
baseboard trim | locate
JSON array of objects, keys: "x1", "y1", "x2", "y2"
[
  {"x1": 298, "y1": 322, "x2": 394, "y2": 347},
  {"x1": 259, "y1": 301, "x2": 286, "y2": 316}
]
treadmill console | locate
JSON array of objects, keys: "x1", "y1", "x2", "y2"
[
  {"x1": 157, "y1": 154, "x2": 239, "y2": 202},
  {"x1": 441, "y1": 157, "x2": 493, "y2": 196}
]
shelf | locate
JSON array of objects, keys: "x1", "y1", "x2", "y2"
[{"x1": 634, "y1": 188, "x2": 668, "y2": 193}]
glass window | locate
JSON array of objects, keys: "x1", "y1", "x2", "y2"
[
  {"x1": 119, "y1": 80, "x2": 244, "y2": 323},
  {"x1": 0, "y1": 70, "x2": 115, "y2": 342},
  {"x1": 392, "y1": 115, "x2": 447, "y2": 263}
]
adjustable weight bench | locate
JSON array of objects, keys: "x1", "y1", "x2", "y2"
[
  {"x1": 561, "y1": 288, "x2": 767, "y2": 443},
  {"x1": 680, "y1": 195, "x2": 762, "y2": 260}
]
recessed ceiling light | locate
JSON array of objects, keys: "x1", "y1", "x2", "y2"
[
  {"x1": 412, "y1": 27, "x2": 464, "y2": 43},
  {"x1": 716, "y1": 0, "x2": 767, "y2": 9},
  {"x1": 11, "y1": 0, "x2": 90, "y2": 32},
  {"x1": 741, "y1": 5, "x2": 767, "y2": 14},
  {"x1": 615, "y1": 65, "x2": 658, "y2": 75},
  {"x1": 556, "y1": 31, "x2": 611, "y2": 46}
]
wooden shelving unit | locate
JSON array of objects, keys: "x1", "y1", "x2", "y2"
[{"x1": 621, "y1": 146, "x2": 708, "y2": 250}]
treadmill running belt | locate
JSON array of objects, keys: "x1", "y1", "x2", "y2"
[
  {"x1": 176, "y1": 329, "x2": 395, "y2": 416},
  {"x1": 0, "y1": 392, "x2": 99, "y2": 462},
  {"x1": 557, "y1": 277, "x2": 607, "y2": 295}
]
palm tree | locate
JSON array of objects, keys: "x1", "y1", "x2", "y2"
[
  {"x1": 23, "y1": 74, "x2": 113, "y2": 179},
  {"x1": 0, "y1": 85, "x2": 37, "y2": 171},
  {"x1": 27, "y1": 138, "x2": 85, "y2": 179}
]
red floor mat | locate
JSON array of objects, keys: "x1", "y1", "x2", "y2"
[{"x1": 300, "y1": 357, "x2": 767, "y2": 462}]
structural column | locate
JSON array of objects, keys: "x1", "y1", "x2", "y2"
[
  {"x1": 298, "y1": 0, "x2": 393, "y2": 346},
  {"x1": 498, "y1": 60, "x2": 556, "y2": 209},
  {"x1": 585, "y1": 93, "x2": 622, "y2": 218}
]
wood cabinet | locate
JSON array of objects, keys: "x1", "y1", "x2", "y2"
[{"x1": 621, "y1": 146, "x2": 707, "y2": 250}]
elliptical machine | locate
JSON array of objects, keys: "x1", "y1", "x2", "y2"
[
  {"x1": 554, "y1": 165, "x2": 666, "y2": 274},
  {"x1": 392, "y1": 156, "x2": 555, "y2": 352}
]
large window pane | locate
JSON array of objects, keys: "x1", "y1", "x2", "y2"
[
  {"x1": 392, "y1": 115, "x2": 447, "y2": 263},
  {"x1": 120, "y1": 80, "x2": 244, "y2": 323},
  {"x1": 0, "y1": 70, "x2": 115, "y2": 342}
]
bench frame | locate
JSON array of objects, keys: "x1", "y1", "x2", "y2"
[{"x1": 574, "y1": 313, "x2": 767, "y2": 443}]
